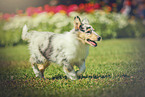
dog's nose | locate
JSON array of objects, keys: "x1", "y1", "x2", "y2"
[{"x1": 97, "y1": 36, "x2": 101, "y2": 41}]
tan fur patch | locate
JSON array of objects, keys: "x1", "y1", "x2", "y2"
[
  {"x1": 77, "y1": 31, "x2": 98, "y2": 45},
  {"x1": 74, "y1": 17, "x2": 81, "y2": 30},
  {"x1": 37, "y1": 61, "x2": 50, "y2": 73}
]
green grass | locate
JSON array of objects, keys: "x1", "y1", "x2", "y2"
[{"x1": 0, "y1": 38, "x2": 145, "y2": 97}]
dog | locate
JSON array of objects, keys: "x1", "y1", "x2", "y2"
[{"x1": 22, "y1": 16, "x2": 101, "y2": 80}]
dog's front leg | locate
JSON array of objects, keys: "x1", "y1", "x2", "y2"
[
  {"x1": 63, "y1": 64, "x2": 77, "y2": 80},
  {"x1": 76, "y1": 61, "x2": 86, "y2": 76}
]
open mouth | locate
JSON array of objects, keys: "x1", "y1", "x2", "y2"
[{"x1": 87, "y1": 39, "x2": 97, "y2": 47}]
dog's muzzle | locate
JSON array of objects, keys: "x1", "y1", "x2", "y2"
[{"x1": 86, "y1": 36, "x2": 101, "y2": 47}]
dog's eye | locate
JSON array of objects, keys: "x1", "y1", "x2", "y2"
[
  {"x1": 79, "y1": 25, "x2": 83, "y2": 29},
  {"x1": 79, "y1": 25, "x2": 85, "y2": 32},
  {"x1": 81, "y1": 29, "x2": 85, "y2": 32},
  {"x1": 86, "y1": 27, "x2": 91, "y2": 30},
  {"x1": 86, "y1": 30, "x2": 92, "y2": 34}
]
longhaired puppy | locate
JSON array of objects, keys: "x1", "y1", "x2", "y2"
[{"x1": 22, "y1": 16, "x2": 101, "y2": 80}]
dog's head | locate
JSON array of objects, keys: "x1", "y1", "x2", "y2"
[{"x1": 74, "y1": 16, "x2": 101, "y2": 47}]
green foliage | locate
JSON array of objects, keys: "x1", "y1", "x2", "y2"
[
  {"x1": 0, "y1": 21, "x2": 22, "y2": 46},
  {"x1": 117, "y1": 20, "x2": 145, "y2": 38},
  {"x1": 0, "y1": 39, "x2": 145, "y2": 97},
  {"x1": 0, "y1": 11, "x2": 145, "y2": 46}
]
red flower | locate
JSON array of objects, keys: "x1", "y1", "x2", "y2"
[
  {"x1": 16, "y1": 10, "x2": 23, "y2": 15},
  {"x1": 79, "y1": 3, "x2": 85, "y2": 12},
  {"x1": 3, "y1": 13, "x2": 11, "y2": 20},
  {"x1": 85, "y1": 3, "x2": 95, "y2": 13},
  {"x1": 44, "y1": 4, "x2": 50, "y2": 12},
  {"x1": 26, "y1": 7, "x2": 35, "y2": 16},
  {"x1": 85, "y1": 8, "x2": 94, "y2": 13},
  {"x1": 34, "y1": 7, "x2": 43, "y2": 14},
  {"x1": 112, "y1": 3, "x2": 117, "y2": 8},
  {"x1": 10, "y1": 13, "x2": 15, "y2": 17},
  {"x1": 94, "y1": 3, "x2": 101, "y2": 9},
  {"x1": 104, "y1": 5, "x2": 112, "y2": 12},
  {"x1": 55, "y1": 5, "x2": 67, "y2": 13},
  {"x1": 67, "y1": 4, "x2": 78, "y2": 13}
]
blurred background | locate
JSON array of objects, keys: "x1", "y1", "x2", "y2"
[{"x1": 0, "y1": 0, "x2": 145, "y2": 46}]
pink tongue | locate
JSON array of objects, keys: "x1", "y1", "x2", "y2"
[{"x1": 90, "y1": 41, "x2": 96, "y2": 46}]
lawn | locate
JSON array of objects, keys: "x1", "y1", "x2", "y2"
[{"x1": 0, "y1": 38, "x2": 145, "y2": 97}]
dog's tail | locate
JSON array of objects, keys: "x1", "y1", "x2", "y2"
[{"x1": 22, "y1": 25, "x2": 30, "y2": 41}]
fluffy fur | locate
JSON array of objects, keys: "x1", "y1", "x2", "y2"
[{"x1": 22, "y1": 16, "x2": 101, "y2": 80}]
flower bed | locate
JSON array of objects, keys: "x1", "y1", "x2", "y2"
[{"x1": 0, "y1": 3, "x2": 144, "y2": 46}]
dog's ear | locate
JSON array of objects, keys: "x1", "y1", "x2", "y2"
[
  {"x1": 74, "y1": 16, "x2": 82, "y2": 31},
  {"x1": 82, "y1": 18, "x2": 89, "y2": 24}
]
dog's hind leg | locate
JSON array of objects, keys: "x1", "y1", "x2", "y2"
[
  {"x1": 37, "y1": 61, "x2": 50, "y2": 78},
  {"x1": 31, "y1": 63, "x2": 49, "y2": 78},
  {"x1": 30, "y1": 56, "x2": 43, "y2": 78},
  {"x1": 63, "y1": 64, "x2": 78, "y2": 80},
  {"x1": 31, "y1": 63, "x2": 43, "y2": 78},
  {"x1": 30, "y1": 57, "x2": 50, "y2": 78}
]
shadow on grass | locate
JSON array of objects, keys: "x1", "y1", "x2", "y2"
[
  {"x1": 50, "y1": 74, "x2": 67, "y2": 80},
  {"x1": 79, "y1": 74, "x2": 130, "y2": 79},
  {"x1": 47, "y1": 74, "x2": 130, "y2": 80}
]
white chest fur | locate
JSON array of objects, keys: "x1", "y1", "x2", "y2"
[{"x1": 52, "y1": 31, "x2": 89, "y2": 64}]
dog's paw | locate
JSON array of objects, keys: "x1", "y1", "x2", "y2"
[
  {"x1": 70, "y1": 76, "x2": 78, "y2": 80},
  {"x1": 76, "y1": 70, "x2": 82, "y2": 76}
]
